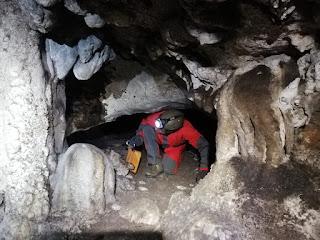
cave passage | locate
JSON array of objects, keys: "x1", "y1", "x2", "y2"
[
  {"x1": 67, "y1": 107, "x2": 217, "y2": 167},
  {"x1": 66, "y1": 108, "x2": 217, "y2": 231}
]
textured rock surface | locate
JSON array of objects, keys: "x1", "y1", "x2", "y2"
[
  {"x1": 84, "y1": 13, "x2": 105, "y2": 28},
  {"x1": 100, "y1": 69, "x2": 188, "y2": 122},
  {"x1": 51, "y1": 143, "x2": 115, "y2": 231},
  {"x1": 45, "y1": 39, "x2": 78, "y2": 80},
  {"x1": 0, "y1": 1, "x2": 51, "y2": 238},
  {"x1": 73, "y1": 45, "x2": 115, "y2": 80},
  {"x1": 67, "y1": 57, "x2": 190, "y2": 134},
  {"x1": 161, "y1": 55, "x2": 320, "y2": 240},
  {"x1": 18, "y1": 0, "x2": 56, "y2": 33},
  {"x1": 120, "y1": 198, "x2": 160, "y2": 226},
  {"x1": 77, "y1": 35, "x2": 102, "y2": 64},
  {"x1": 64, "y1": 0, "x2": 87, "y2": 15}
]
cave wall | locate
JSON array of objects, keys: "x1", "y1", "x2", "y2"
[
  {"x1": 0, "y1": 1, "x2": 52, "y2": 238},
  {"x1": 162, "y1": 54, "x2": 320, "y2": 240}
]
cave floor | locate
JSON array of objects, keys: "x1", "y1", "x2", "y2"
[
  {"x1": 66, "y1": 132, "x2": 199, "y2": 239},
  {"x1": 93, "y1": 141, "x2": 198, "y2": 232}
]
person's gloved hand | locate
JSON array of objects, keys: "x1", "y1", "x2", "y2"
[
  {"x1": 126, "y1": 139, "x2": 136, "y2": 149},
  {"x1": 196, "y1": 170, "x2": 208, "y2": 182}
]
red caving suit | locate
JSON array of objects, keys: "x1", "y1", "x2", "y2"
[{"x1": 133, "y1": 111, "x2": 209, "y2": 174}]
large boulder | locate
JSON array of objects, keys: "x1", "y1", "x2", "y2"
[{"x1": 51, "y1": 143, "x2": 115, "y2": 231}]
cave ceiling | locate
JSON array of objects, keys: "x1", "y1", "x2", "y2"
[
  {"x1": 21, "y1": 0, "x2": 320, "y2": 81},
  {"x1": 17, "y1": 0, "x2": 320, "y2": 132}
]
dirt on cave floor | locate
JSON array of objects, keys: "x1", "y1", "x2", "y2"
[{"x1": 62, "y1": 132, "x2": 200, "y2": 239}]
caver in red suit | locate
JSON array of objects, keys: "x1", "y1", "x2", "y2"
[{"x1": 127, "y1": 110, "x2": 209, "y2": 178}]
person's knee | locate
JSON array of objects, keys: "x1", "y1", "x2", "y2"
[{"x1": 163, "y1": 156, "x2": 178, "y2": 174}]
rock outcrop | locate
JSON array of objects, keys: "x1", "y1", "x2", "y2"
[
  {"x1": 0, "y1": 1, "x2": 52, "y2": 238},
  {"x1": 51, "y1": 143, "x2": 115, "y2": 231},
  {"x1": 162, "y1": 54, "x2": 320, "y2": 240}
]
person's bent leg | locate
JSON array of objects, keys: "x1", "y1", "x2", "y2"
[
  {"x1": 141, "y1": 125, "x2": 164, "y2": 177},
  {"x1": 163, "y1": 145, "x2": 185, "y2": 174},
  {"x1": 141, "y1": 125, "x2": 162, "y2": 165}
]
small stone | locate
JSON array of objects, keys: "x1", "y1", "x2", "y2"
[
  {"x1": 189, "y1": 184, "x2": 195, "y2": 187},
  {"x1": 139, "y1": 180, "x2": 146, "y2": 185},
  {"x1": 138, "y1": 186, "x2": 149, "y2": 192},
  {"x1": 126, "y1": 175, "x2": 133, "y2": 179},
  {"x1": 176, "y1": 185, "x2": 188, "y2": 190},
  {"x1": 111, "y1": 203, "x2": 121, "y2": 211}
]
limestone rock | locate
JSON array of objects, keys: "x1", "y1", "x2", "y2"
[
  {"x1": 0, "y1": 2, "x2": 51, "y2": 238},
  {"x1": 45, "y1": 39, "x2": 78, "y2": 80},
  {"x1": 73, "y1": 45, "x2": 115, "y2": 80},
  {"x1": 51, "y1": 143, "x2": 115, "y2": 230},
  {"x1": 101, "y1": 70, "x2": 189, "y2": 122},
  {"x1": 107, "y1": 149, "x2": 129, "y2": 176},
  {"x1": 186, "y1": 26, "x2": 222, "y2": 45},
  {"x1": 84, "y1": 13, "x2": 105, "y2": 28},
  {"x1": 120, "y1": 198, "x2": 160, "y2": 226},
  {"x1": 77, "y1": 35, "x2": 103, "y2": 64},
  {"x1": 288, "y1": 33, "x2": 315, "y2": 53},
  {"x1": 18, "y1": 0, "x2": 55, "y2": 33},
  {"x1": 116, "y1": 176, "x2": 136, "y2": 192},
  {"x1": 182, "y1": 57, "x2": 233, "y2": 91},
  {"x1": 64, "y1": 0, "x2": 87, "y2": 15},
  {"x1": 35, "y1": 0, "x2": 60, "y2": 7},
  {"x1": 297, "y1": 50, "x2": 320, "y2": 95}
]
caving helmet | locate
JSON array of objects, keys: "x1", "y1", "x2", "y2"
[{"x1": 155, "y1": 109, "x2": 184, "y2": 134}]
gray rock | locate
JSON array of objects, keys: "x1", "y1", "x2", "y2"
[
  {"x1": 64, "y1": 0, "x2": 87, "y2": 15},
  {"x1": 101, "y1": 69, "x2": 189, "y2": 122},
  {"x1": 18, "y1": 0, "x2": 55, "y2": 33},
  {"x1": 107, "y1": 149, "x2": 129, "y2": 176},
  {"x1": 182, "y1": 57, "x2": 233, "y2": 91},
  {"x1": 116, "y1": 176, "x2": 136, "y2": 192},
  {"x1": 84, "y1": 13, "x2": 105, "y2": 28},
  {"x1": 73, "y1": 45, "x2": 115, "y2": 80},
  {"x1": 186, "y1": 26, "x2": 222, "y2": 45},
  {"x1": 77, "y1": 35, "x2": 103, "y2": 64},
  {"x1": 298, "y1": 50, "x2": 320, "y2": 95},
  {"x1": 35, "y1": 0, "x2": 60, "y2": 7},
  {"x1": 119, "y1": 198, "x2": 160, "y2": 226},
  {"x1": 0, "y1": 2, "x2": 51, "y2": 238},
  {"x1": 51, "y1": 143, "x2": 115, "y2": 230},
  {"x1": 45, "y1": 39, "x2": 78, "y2": 80}
]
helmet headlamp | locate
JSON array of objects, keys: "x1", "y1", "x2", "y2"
[{"x1": 155, "y1": 118, "x2": 164, "y2": 129}]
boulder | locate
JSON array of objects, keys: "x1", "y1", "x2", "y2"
[
  {"x1": 64, "y1": 0, "x2": 87, "y2": 15},
  {"x1": 51, "y1": 143, "x2": 115, "y2": 230},
  {"x1": 45, "y1": 39, "x2": 78, "y2": 80},
  {"x1": 77, "y1": 35, "x2": 103, "y2": 64},
  {"x1": 73, "y1": 45, "x2": 115, "y2": 80},
  {"x1": 84, "y1": 13, "x2": 105, "y2": 28}
]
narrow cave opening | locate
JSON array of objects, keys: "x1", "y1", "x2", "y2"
[
  {"x1": 67, "y1": 108, "x2": 217, "y2": 166},
  {"x1": 66, "y1": 107, "x2": 217, "y2": 178}
]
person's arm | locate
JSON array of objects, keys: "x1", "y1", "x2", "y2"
[
  {"x1": 126, "y1": 124, "x2": 145, "y2": 148},
  {"x1": 196, "y1": 136, "x2": 209, "y2": 171},
  {"x1": 183, "y1": 120, "x2": 209, "y2": 170}
]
